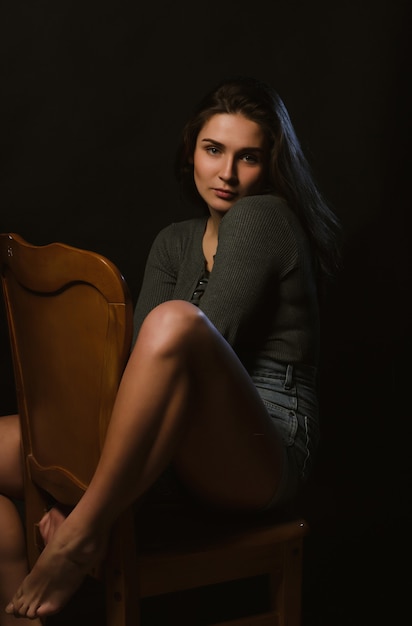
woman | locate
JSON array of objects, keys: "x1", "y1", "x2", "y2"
[{"x1": 2, "y1": 76, "x2": 341, "y2": 621}]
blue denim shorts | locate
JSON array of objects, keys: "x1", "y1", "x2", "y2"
[{"x1": 249, "y1": 357, "x2": 319, "y2": 508}]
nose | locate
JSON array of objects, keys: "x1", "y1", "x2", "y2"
[{"x1": 219, "y1": 156, "x2": 238, "y2": 184}]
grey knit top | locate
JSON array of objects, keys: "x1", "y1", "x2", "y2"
[{"x1": 133, "y1": 194, "x2": 320, "y2": 368}]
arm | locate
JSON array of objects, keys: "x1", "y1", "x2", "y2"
[
  {"x1": 132, "y1": 225, "x2": 178, "y2": 343},
  {"x1": 198, "y1": 195, "x2": 299, "y2": 348}
]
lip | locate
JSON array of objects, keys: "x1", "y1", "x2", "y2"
[{"x1": 213, "y1": 188, "x2": 236, "y2": 200}]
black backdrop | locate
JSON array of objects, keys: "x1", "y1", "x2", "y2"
[{"x1": 1, "y1": 1, "x2": 411, "y2": 624}]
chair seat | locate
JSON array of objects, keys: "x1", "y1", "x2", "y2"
[
  {"x1": 135, "y1": 508, "x2": 308, "y2": 598},
  {"x1": 137, "y1": 518, "x2": 308, "y2": 597}
]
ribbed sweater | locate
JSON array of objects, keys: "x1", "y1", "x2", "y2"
[{"x1": 133, "y1": 194, "x2": 320, "y2": 368}]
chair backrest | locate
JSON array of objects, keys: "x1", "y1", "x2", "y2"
[{"x1": 0, "y1": 233, "x2": 133, "y2": 507}]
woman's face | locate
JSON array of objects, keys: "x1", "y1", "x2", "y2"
[{"x1": 193, "y1": 113, "x2": 268, "y2": 216}]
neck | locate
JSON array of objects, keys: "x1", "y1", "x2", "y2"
[{"x1": 207, "y1": 209, "x2": 223, "y2": 235}]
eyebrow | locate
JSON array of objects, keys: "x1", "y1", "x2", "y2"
[{"x1": 200, "y1": 138, "x2": 265, "y2": 152}]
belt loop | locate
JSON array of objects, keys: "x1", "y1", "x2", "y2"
[{"x1": 284, "y1": 364, "x2": 293, "y2": 390}]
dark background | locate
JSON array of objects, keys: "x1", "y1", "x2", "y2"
[{"x1": 1, "y1": 1, "x2": 411, "y2": 624}]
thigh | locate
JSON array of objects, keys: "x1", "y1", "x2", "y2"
[
  {"x1": 0, "y1": 414, "x2": 24, "y2": 498},
  {"x1": 173, "y1": 322, "x2": 285, "y2": 512}
]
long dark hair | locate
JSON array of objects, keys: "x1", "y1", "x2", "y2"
[{"x1": 175, "y1": 76, "x2": 342, "y2": 282}]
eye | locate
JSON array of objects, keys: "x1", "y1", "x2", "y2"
[
  {"x1": 205, "y1": 145, "x2": 221, "y2": 156},
  {"x1": 240, "y1": 153, "x2": 260, "y2": 164}
]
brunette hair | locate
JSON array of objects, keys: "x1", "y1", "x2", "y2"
[{"x1": 175, "y1": 76, "x2": 342, "y2": 281}]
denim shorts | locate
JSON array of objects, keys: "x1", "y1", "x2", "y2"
[{"x1": 249, "y1": 357, "x2": 319, "y2": 508}]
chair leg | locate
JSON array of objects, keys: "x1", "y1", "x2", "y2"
[
  {"x1": 105, "y1": 508, "x2": 139, "y2": 626},
  {"x1": 269, "y1": 538, "x2": 304, "y2": 626}
]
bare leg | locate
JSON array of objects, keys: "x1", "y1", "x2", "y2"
[
  {"x1": 7, "y1": 301, "x2": 284, "y2": 619},
  {"x1": 0, "y1": 415, "x2": 42, "y2": 626}
]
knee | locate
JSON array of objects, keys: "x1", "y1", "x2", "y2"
[{"x1": 137, "y1": 300, "x2": 209, "y2": 357}]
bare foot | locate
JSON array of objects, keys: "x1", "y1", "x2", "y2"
[
  {"x1": 0, "y1": 612, "x2": 43, "y2": 626},
  {"x1": 0, "y1": 608, "x2": 43, "y2": 626},
  {"x1": 5, "y1": 518, "x2": 107, "y2": 619}
]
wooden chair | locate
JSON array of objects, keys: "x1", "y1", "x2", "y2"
[{"x1": 0, "y1": 232, "x2": 308, "y2": 626}]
